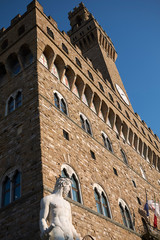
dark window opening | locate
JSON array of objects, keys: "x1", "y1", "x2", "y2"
[
  {"x1": 90, "y1": 150, "x2": 96, "y2": 160},
  {"x1": 1, "y1": 39, "x2": 8, "y2": 50},
  {"x1": 75, "y1": 57, "x2": 82, "y2": 68},
  {"x1": 18, "y1": 25, "x2": 25, "y2": 36},
  {"x1": 137, "y1": 197, "x2": 141, "y2": 205},
  {"x1": 88, "y1": 70, "x2": 94, "y2": 81},
  {"x1": 62, "y1": 43, "x2": 68, "y2": 54},
  {"x1": 113, "y1": 168, "x2": 118, "y2": 176},
  {"x1": 98, "y1": 82, "x2": 104, "y2": 92},
  {"x1": 63, "y1": 130, "x2": 69, "y2": 140},
  {"x1": 47, "y1": 27, "x2": 54, "y2": 39}
]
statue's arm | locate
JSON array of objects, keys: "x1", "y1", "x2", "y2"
[{"x1": 40, "y1": 197, "x2": 53, "y2": 239}]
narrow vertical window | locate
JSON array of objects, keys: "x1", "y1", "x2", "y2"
[
  {"x1": 125, "y1": 207, "x2": 134, "y2": 230},
  {"x1": 15, "y1": 91, "x2": 22, "y2": 108},
  {"x1": 80, "y1": 115, "x2": 85, "y2": 130},
  {"x1": 94, "y1": 189, "x2": 102, "y2": 214},
  {"x1": 86, "y1": 120, "x2": 92, "y2": 135},
  {"x1": 71, "y1": 175, "x2": 80, "y2": 202},
  {"x1": 8, "y1": 97, "x2": 14, "y2": 113},
  {"x1": 119, "y1": 203, "x2": 127, "y2": 227},
  {"x1": 2, "y1": 177, "x2": 11, "y2": 207},
  {"x1": 101, "y1": 193, "x2": 110, "y2": 217},
  {"x1": 54, "y1": 93, "x2": 60, "y2": 109},
  {"x1": 61, "y1": 99, "x2": 67, "y2": 115},
  {"x1": 13, "y1": 172, "x2": 21, "y2": 201}
]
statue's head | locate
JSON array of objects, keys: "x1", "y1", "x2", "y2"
[{"x1": 54, "y1": 176, "x2": 72, "y2": 197}]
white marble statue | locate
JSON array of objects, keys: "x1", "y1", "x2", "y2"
[{"x1": 39, "y1": 176, "x2": 80, "y2": 240}]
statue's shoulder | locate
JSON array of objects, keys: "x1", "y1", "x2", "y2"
[{"x1": 40, "y1": 194, "x2": 53, "y2": 206}]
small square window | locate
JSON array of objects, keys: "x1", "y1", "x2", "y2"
[
  {"x1": 90, "y1": 150, "x2": 96, "y2": 160},
  {"x1": 63, "y1": 130, "x2": 69, "y2": 140},
  {"x1": 113, "y1": 168, "x2": 118, "y2": 176}
]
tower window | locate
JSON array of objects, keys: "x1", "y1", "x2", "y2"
[
  {"x1": 108, "y1": 92, "x2": 114, "y2": 102},
  {"x1": 141, "y1": 127, "x2": 146, "y2": 136},
  {"x1": 62, "y1": 43, "x2": 69, "y2": 54},
  {"x1": 117, "y1": 101, "x2": 122, "y2": 110},
  {"x1": 7, "y1": 53, "x2": 21, "y2": 76},
  {"x1": 47, "y1": 27, "x2": 54, "y2": 39},
  {"x1": 75, "y1": 57, "x2": 82, "y2": 68},
  {"x1": 125, "y1": 110, "x2": 130, "y2": 119},
  {"x1": 18, "y1": 25, "x2": 25, "y2": 36},
  {"x1": 76, "y1": 15, "x2": 82, "y2": 26},
  {"x1": 88, "y1": 70, "x2": 94, "y2": 81},
  {"x1": 98, "y1": 82, "x2": 104, "y2": 92},
  {"x1": 1, "y1": 39, "x2": 8, "y2": 50}
]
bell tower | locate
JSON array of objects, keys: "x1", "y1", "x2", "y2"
[{"x1": 68, "y1": 3, "x2": 132, "y2": 109}]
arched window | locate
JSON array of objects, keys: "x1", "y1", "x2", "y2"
[
  {"x1": 1, "y1": 170, "x2": 21, "y2": 207},
  {"x1": 119, "y1": 199, "x2": 134, "y2": 230},
  {"x1": 61, "y1": 164, "x2": 82, "y2": 204},
  {"x1": 102, "y1": 132, "x2": 113, "y2": 152},
  {"x1": 6, "y1": 90, "x2": 22, "y2": 115},
  {"x1": 7, "y1": 53, "x2": 21, "y2": 76},
  {"x1": 120, "y1": 149, "x2": 128, "y2": 165},
  {"x1": 54, "y1": 91, "x2": 68, "y2": 115},
  {"x1": 80, "y1": 114, "x2": 92, "y2": 135},
  {"x1": 93, "y1": 184, "x2": 111, "y2": 218},
  {"x1": 19, "y1": 44, "x2": 33, "y2": 67}
]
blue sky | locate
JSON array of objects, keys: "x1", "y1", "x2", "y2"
[{"x1": 0, "y1": 0, "x2": 160, "y2": 137}]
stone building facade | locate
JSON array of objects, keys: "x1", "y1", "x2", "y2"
[{"x1": 0, "y1": 1, "x2": 160, "y2": 239}]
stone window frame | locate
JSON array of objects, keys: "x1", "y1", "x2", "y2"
[
  {"x1": 120, "y1": 148, "x2": 128, "y2": 165},
  {"x1": 79, "y1": 113, "x2": 92, "y2": 136},
  {"x1": 101, "y1": 131, "x2": 113, "y2": 153},
  {"x1": 61, "y1": 164, "x2": 83, "y2": 204},
  {"x1": 140, "y1": 165, "x2": 147, "y2": 180},
  {"x1": 0, "y1": 167, "x2": 21, "y2": 208},
  {"x1": 118, "y1": 198, "x2": 134, "y2": 230},
  {"x1": 93, "y1": 183, "x2": 112, "y2": 219},
  {"x1": 5, "y1": 89, "x2": 22, "y2": 116},
  {"x1": 53, "y1": 90, "x2": 68, "y2": 116}
]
